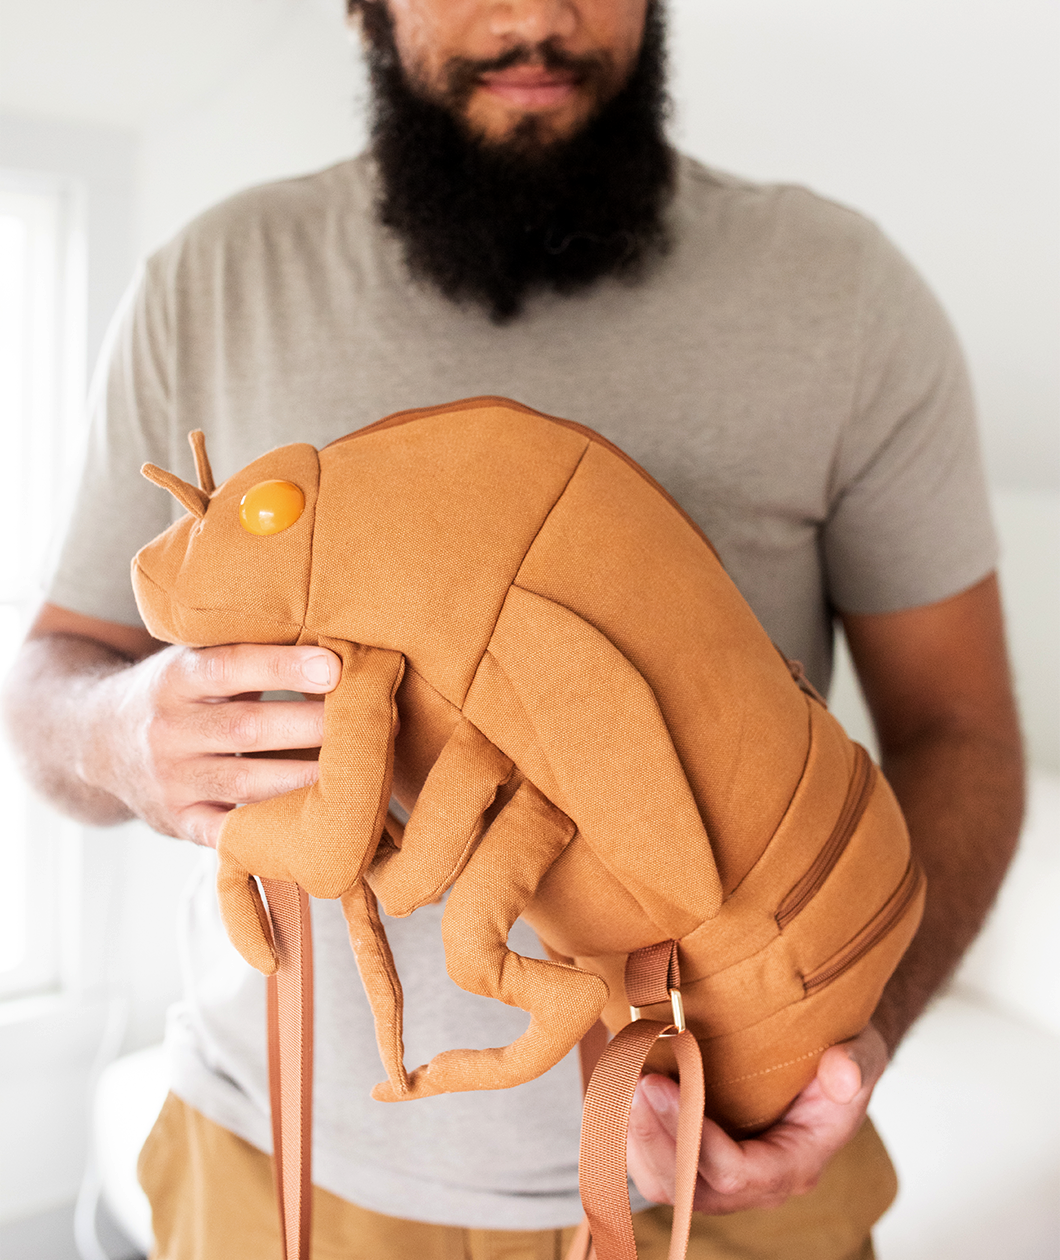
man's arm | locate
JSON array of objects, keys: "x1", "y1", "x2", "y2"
[
  {"x1": 627, "y1": 572, "x2": 1024, "y2": 1212},
  {"x1": 2, "y1": 603, "x2": 343, "y2": 848},
  {"x1": 843, "y1": 571, "x2": 1024, "y2": 1050}
]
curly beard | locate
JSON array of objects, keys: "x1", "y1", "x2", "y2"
[{"x1": 360, "y1": 2, "x2": 675, "y2": 323}]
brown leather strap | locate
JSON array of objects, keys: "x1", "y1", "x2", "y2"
[
  {"x1": 573, "y1": 941, "x2": 703, "y2": 1260},
  {"x1": 261, "y1": 879, "x2": 314, "y2": 1260}
]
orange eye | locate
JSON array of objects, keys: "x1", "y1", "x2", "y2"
[{"x1": 239, "y1": 480, "x2": 305, "y2": 535}]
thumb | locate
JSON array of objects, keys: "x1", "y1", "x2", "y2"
[
  {"x1": 816, "y1": 1025, "x2": 889, "y2": 1106},
  {"x1": 816, "y1": 1043, "x2": 863, "y2": 1105}
]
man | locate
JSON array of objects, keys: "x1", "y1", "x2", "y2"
[{"x1": 3, "y1": 1, "x2": 1023, "y2": 1257}]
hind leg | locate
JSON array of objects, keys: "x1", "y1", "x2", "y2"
[
  {"x1": 341, "y1": 880, "x2": 410, "y2": 1095},
  {"x1": 372, "y1": 779, "x2": 608, "y2": 1101}
]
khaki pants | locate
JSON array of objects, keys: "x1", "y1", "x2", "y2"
[{"x1": 139, "y1": 1094, "x2": 895, "y2": 1260}]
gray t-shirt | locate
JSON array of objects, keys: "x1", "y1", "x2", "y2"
[{"x1": 48, "y1": 153, "x2": 996, "y2": 1227}]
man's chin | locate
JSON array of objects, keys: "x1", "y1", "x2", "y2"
[
  {"x1": 364, "y1": 0, "x2": 674, "y2": 321},
  {"x1": 464, "y1": 93, "x2": 598, "y2": 150}
]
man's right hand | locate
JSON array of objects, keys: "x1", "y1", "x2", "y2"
[{"x1": 2, "y1": 602, "x2": 342, "y2": 848}]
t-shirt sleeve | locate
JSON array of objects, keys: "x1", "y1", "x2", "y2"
[
  {"x1": 46, "y1": 253, "x2": 178, "y2": 627},
  {"x1": 822, "y1": 227, "x2": 998, "y2": 615}
]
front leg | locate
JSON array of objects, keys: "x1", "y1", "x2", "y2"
[{"x1": 216, "y1": 639, "x2": 404, "y2": 971}]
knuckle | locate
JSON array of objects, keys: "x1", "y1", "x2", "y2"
[
  {"x1": 218, "y1": 706, "x2": 262, "y2": 750},
  {"x1": 713, "y1": 1171, "x2": 744, "y2": 1196},
  {"x1": 268, "y1": 646, "x2": 301, "y2": 680},
  {"x1": 757, "y1": 1173, "x2": 794, "y2": 1208},
  {"x1": 139, "y1": 709, "x2": 176, "y2": 780},
  {"x1": 197, "y1": 645, "x2": 236, "y2": 689},
  {"x1": 228, "y1": 763, "x2": 255, "y2": 803}
]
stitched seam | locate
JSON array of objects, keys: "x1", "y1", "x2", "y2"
[
  {"x1": 457, "y1": 439, "x2": 591, "y2": 709},
  {"x1": 724, "y1": 696, "x2": 814, "y2": 900},
  {"x1": 376, "y1": 885, "x2": 408, "y2": 1096},
  {"x1": 298, "y1": 449, "x2": 322, "y2": 640},
  {"x1": 479, "y1": 641, "x2": 686, "y2": 939},
  {"x1": 710, "y1": 1043, "x2": 834, "y2": 1087},
  {"x1": 418, "y1": 741, "x2": 516, "y2": 907},
  {"x1": 499, "y1": 584, "x2": 715, "y2": 919},
  {"x1": 320, "y1": 398, "x2": 723, "y2": 563},
  {"x1": 356, "y1": 882, "x2": 408, "y2": 1096},
  {"x1": 132, "y1": 566, "x2": 303, "y2": 637}
]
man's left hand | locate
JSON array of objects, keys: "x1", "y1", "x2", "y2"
[{"x1": 626, "y1": 1024, "x2": 889, "y2": 1214}]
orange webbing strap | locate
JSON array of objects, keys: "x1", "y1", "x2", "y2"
[
  {"x1": 578, "y1": 1022, "x2": 704, "y2": 1260},
  {"x1": 568, "y1": 1020, "x2": 612, "y2": 1260},
  {"x1": 570, "y1": 940, "x2": 704, "y2": 1260},
  {"x1": 578, "y1": 1020, "x2": 611, "y2": 1095},
  {"x1": 261, "y1": 879, "x2": 314, "y2": 1260}
]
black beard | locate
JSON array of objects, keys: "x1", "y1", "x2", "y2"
[{"x1": 361, "y1": 3, "x2": 675, "y2": 323}]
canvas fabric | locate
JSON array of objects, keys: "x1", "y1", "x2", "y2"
[
  {"x1": 139, "y1": 1094, "x2": 891, "y2": 1260},
  {"x1": 132, "y1": 398, "x2": 924, "y2": 1138},
  {"x1": 47, "y1": 152, "x2": 996, "y2": 1229}
]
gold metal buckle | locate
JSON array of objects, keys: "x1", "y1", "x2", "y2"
[{"x1": 629, "y1": 988, "x2": 685, "y2": 1037}]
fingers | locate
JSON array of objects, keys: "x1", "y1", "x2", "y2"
[
  {"x1": 628, "y1": 1076, "x2": 754, "y2": 1208},
  {"x1": 627, "y1": 1076, "x2": 683, "y2": 1205},
  {"x1": 82, "y1": 642, "x2": 341, "y2": 846},
  {"x1": 169, "y1": 643, "x2": 341, "y2": 700},
  {"x1": 145, "y1": 751, "x2": 323, "y2": 847},
  {"x1": 176, "y1": 800, "x2": 233, "y2": 849},
  {"x1": 627, "y1": 1026, "x2": 889, "y2": 1217},
  {"x1": 815, "y1": 1043, "x2": 863, "y2": 1106},
  {"x1": 184, "y1": 698, "x2": 328, "y2": 755}
]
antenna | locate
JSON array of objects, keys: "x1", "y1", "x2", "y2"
[
  {"x1": 188, "y1": 429, "x2": 216, "y2": 495},
  {"x1": 141, "y1": 463, "x2": 209, "y2": 519}
]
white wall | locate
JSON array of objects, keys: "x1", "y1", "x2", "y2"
[
  {"x1": 137, "y1": 2, "x2": 367, "y2": 255},
  {"x1": 667, "y1": 0, "x2": 1059, "y2": 495}
]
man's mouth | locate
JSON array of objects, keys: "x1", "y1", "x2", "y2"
[{"x1": 478, "y1": 65, "x2": 582, "y2": 110}]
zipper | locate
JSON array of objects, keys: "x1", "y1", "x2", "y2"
[
  {"x1": 802, "y1": 859, "x2": 924, "y2": 996},
  {"x1": 775, "y1": 744, "x2": 874, "y2": 930}
]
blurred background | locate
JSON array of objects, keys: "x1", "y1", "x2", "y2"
[{"x1": 0, "y1": 1, "x2": 1056, "y2": 1256}]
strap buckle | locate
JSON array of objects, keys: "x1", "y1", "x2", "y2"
[{"x1": 629, "y1": 987, "x2": 686, "y2": 1037}]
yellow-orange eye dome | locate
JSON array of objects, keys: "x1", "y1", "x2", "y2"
[{"x1": 239, "y1": 480, "x2": 306, "y2": 535}]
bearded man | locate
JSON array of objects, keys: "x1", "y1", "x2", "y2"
[{"x1": 3, "y1": 2, "x2": 1023, "y2": 1258}]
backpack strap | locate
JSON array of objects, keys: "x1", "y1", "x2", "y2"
[
  {"x1": 572, "y1": 942, "x2": 704, "y2": 1260},
  {"x1": 261, "y1": 879, "x2": 314, "y2": 1260}
]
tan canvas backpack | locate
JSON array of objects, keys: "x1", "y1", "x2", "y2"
[{"x1": 133, "y1": 397, "x2": 924, "y2": 1260}]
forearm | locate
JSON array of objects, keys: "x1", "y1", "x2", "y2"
[
  {"x1": 871, "y1": 722, "x2": 1024, "y2": 1052},
  {"x1": 2, "y1": 633, "x2": 139, "y2": 825}
]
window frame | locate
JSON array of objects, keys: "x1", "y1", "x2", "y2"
[{"x1": 0, "y1": 168, "x2": 87, "y2": 1002}]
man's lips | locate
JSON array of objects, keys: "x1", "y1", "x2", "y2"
[{"x1": 478, "y1": 66, "x2": 582, "y2": 110}]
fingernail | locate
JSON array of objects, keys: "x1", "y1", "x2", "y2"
[
  {"x1": 632, "y1": 1080, "x2": 652, "y2": 1115},
  {"x1": 301, "y1": 654, "x2": 333, "y2": 686},
  {"x1": 641, "y1": 1075, "x2": 674, "y2": 1115}
]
